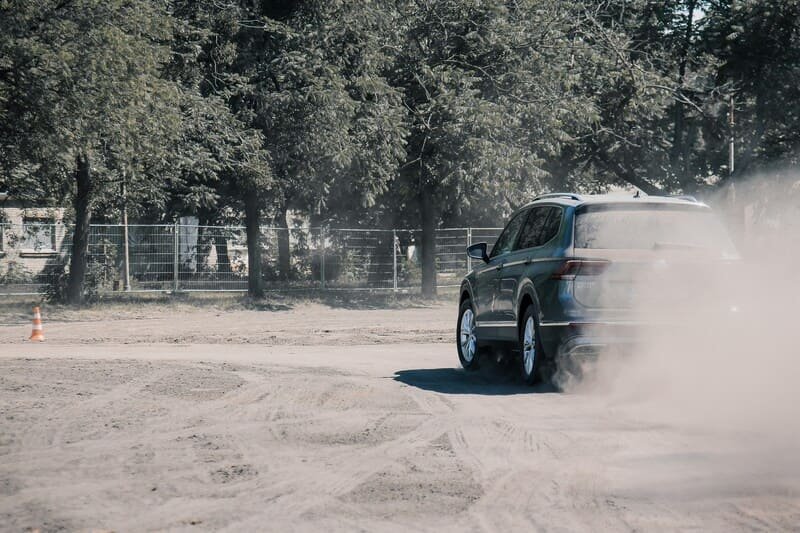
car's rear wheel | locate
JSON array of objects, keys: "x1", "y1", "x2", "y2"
[
  {"x1": 457, "y1": 299, "x2": 479, "y2": 370},
  {"x1": 519, "y1": 304, "x2": 543, "y2": 385}
]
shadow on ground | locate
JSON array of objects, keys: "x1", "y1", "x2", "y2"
[{"x1": 394, "y1": 360, "x2": 557, "y2": 396}]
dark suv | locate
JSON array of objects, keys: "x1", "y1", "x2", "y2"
[{"x1": 456, "y1": 193, "x2": 738, "y2": 384}]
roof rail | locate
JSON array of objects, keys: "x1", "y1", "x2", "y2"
[{"x1": 533, "y1": 193, "x2": 584, "y2": 202}]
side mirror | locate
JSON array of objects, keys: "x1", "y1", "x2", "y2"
[{"x1": 467, "y1": 242, "x2": 490, "y2": 264}]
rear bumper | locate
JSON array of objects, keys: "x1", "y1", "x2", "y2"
[
  {"x1": 557, "y1": 335, "x2": 636, "y2": 359},
  {"x1": 539, "y1": 321, "x2": 647, "y2": 358}
]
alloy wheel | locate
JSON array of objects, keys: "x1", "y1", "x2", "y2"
[
  {"x1": 523, "y1": 315, "x2": 536, "y2": 376},
  {"x1": 460, "y1": 309, "x2": 476, "y2": 363}
]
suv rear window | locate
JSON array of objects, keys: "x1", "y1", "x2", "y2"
[{"x1": 575, "y1": 204, "x2": 736, "y2": 253}]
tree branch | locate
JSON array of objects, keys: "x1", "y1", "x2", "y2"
[{"x1": 590, "y1": 143, "x2": 664, "y2": 195}]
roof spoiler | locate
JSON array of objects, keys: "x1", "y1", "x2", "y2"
[
  {"x1": 634, "y1": 192, "x2": 701, "y2": 203},
  {"x1": 534, "y1": 193, "x2": 584, "y2": 202}
]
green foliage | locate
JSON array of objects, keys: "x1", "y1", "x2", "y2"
[
  {"x1": 568, "y1": 0, "x2": 800, "y2": 193},
  {"x1": 44, "y1": 257, "x2": 116, "y2": 303},
  {"x1": 399, "y1": 257, "x2": 422, "y2": 286},
  {"x1": 311, "y1": 247, "x2": 363, "y2": 286},
  {"x1": 162, "y1": 0, "x2": 273, "y2": 220},
  {"x1": 386, "y1": 1, "x2": 603, "y2": 219},
  {"x1": 0, "y1": 0, "x2": 182, "y2": 206},
  {"x1": 700, "y1": 0, "x2": 800, "y2": 174},
  {"x1": 239, "y1": 2, "x2": 407, "y2": 218}
]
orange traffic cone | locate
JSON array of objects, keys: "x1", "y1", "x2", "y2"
[{"x1": 29, "y1": 306, "x2": 45, "y2": 342}]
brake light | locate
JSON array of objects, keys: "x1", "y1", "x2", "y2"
[{"x1": 551, "y1": 259, "x2": 610, "y2": 280}]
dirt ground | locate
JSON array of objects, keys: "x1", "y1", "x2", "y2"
[{"x1": 0, "y1": 295, "x2": 798, "y2": 531}]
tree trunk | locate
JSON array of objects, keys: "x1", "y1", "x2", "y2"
[
  {"x1": 275, "y1": 204, "x2": 291, "y2": 281},
  {"x1": 419, "y1": 185, "x2": 437, "y2": 298},
  {"x1": 244, "y1": 194, "x2": 263, "y2": 298},
  {"x1": 67, "y1": 153, "x2": 92, "y2": 305},
  {"x1": 671, "y1": 0, "x2": 696, "y2": 189}
]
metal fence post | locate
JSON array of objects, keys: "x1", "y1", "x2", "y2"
[
  {"x1": 466, "y1": 227, "x2": 472, "y2": 272},
  {"x1": 320, "y1": 227, "x2": 326, "y2": 290},
  {"x1": 392, "y1": 229, "x2": 398, "y2": 292},
  {"x1": 121, "y1": 180, "x2": 131, "y2": 292},
  {"x1": 173, "y1": 221, "x2": 179, "y2": 293},
  {"x1": 122, "y1": 222, "x2": 131, "y2": 291}
]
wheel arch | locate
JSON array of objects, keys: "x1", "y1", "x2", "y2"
[
  {"x1": 459, "y1": 279, "x2": 474, "y2": 305},
  {"x1": 516, "y1": 280, "x2": 542, "y2": 331}
]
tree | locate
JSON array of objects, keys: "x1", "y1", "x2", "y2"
[
  {"x1": 540, "y1": 1, "x2": 678, "y2": 195},
  {"x1": 167, "y1": 0, "x2": 273, "y2": 297},
  {"x1": 239, "y1": 2, "x2": 406, "y2": 280},
  {"x1": 701, "y1": 0, "x2": 800, "y2": 176},
  {"x1": 165, "y1": 1, "x2": 405, "y2": 287},
  {"x1": 0, "y1": 0, "x2": 183, "y2": 304},
  {"x1": 565, "y1": 0, "x2": 800, "y2": 196},
  {"x1": 385, "y1": 1, "x2": 606, "y2": 296}
]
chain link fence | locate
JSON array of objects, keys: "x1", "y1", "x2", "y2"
[{"x1": 0, "y1": 223, "x2": 502, "y2": 295}]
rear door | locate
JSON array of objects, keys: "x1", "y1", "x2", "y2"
[{"x1": 493, "y1": 206, "x2": 563, "y2": 331}]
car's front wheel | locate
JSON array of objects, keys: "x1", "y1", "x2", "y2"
[
  {"x1": 519, "y1": 304, "x2": 543, "y2": 385},
  {"x1": 457, "y1": 299, "x2": 479, "y2": 370}
]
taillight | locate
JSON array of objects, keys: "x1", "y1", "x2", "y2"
[{"x1": 551, "y1": 259, "x2": 610, "y2": 280}]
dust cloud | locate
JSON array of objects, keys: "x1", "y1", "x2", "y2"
[{"x1": 563, "y1": 172, "x2": 800, "y2": 480}]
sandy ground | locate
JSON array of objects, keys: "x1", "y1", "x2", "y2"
[
  {"x1": 1, "y1": 299, "x2": 799, "y2": 531},
  {"x1": 0, "y1": 297, "x2": 454, "y2": 346}
]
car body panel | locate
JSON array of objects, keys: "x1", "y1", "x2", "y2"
[{"x1": 472, "y1": 260, "x2": 498, "y2": 324}]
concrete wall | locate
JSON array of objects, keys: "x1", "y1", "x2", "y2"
[{"x1": 0, "y1": 201, "x2": 67, "y2": 278}]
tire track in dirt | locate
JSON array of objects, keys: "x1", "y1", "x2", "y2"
[
  {"x1": 220, "y1": 375, "x2": 479, "y2": 528},
  {"x1": 95, "y1": 363, "x2": 451, "y2": 529},
  {"x1": 15, "y1": 363, "x2": 173, "y2": 452},
  {"x1": 3, "y1": 345, "x2": 800, "y2": 531}
]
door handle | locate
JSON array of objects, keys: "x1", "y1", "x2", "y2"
[
  {"x1": 495, "y1": 263, "x2": 504, "y2": 271},
  {"x1": 524, "y1": 257, "x2": 532, "y2": 265}
]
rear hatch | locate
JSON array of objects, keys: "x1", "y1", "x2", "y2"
[{"x1": 564, "y1": 202, "x2": 738, "y2": 317}]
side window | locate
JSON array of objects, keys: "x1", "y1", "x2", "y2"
[
  {"x1": 515, "y1": 207, "x2": 562, "y2": 250},
  {"x1": 490, "y1": 210, "x2": 527, "y2": 258},
  {"x1": 539, "y1": 207, "x2": 562, "y2": 245}
]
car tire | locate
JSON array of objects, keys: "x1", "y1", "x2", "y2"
[
  {"x1": 457, "y1": 299, "x2": 480, "y2": 370},
  {"x1": 519, "y1": 303, "x2": 544, "y2": 385}
]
